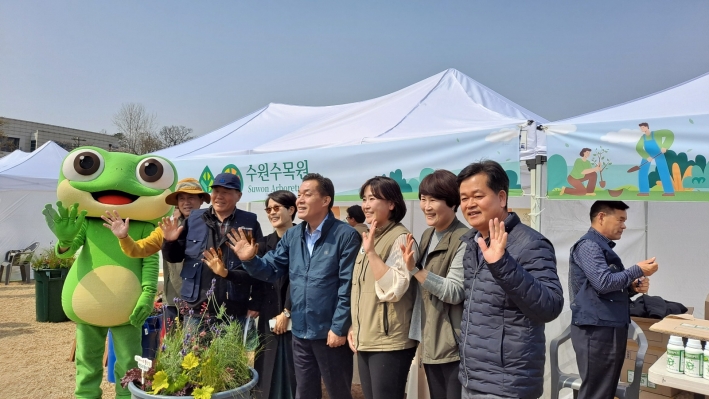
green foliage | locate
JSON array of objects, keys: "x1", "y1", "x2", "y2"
[
  {"x1": 506, "y1": 170, "x2": 521, "y2": 189},
  {"x1": 30, "y1": 247, "x2": 75, "y2": 270},
  {"x1": 419, "y1": 168, "x2": 434, "y2": 182},
  {"x1": 649, "y1": 150, "x2": 704, "y2": 188},
  {"x1": 683, "y1": 163, "x2": 709, "y2": 189},
  {"x1": 123, "y1": 280, "x2": 254, "y2": 398},
  {"x1": 547, "y1": 154, "x2": 569, "y2": 191},
  {"x1": 388, "y1": 169, "x2": 412, "y2": 192}
]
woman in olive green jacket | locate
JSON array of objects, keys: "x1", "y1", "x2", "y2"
[
  {"x1": 347, "y1": 176, "x2": 418, "y2": 399},
  {"x1": 403, "y1": 170, "x2": 467, "y2": 399}
]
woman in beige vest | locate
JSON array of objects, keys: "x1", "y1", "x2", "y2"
[
  {"x1": 347, "y1": 176, "x2": 418, "y2": 399},
  {"x1": 403, "y1": 170, "x2": 467, "y2": 399}
]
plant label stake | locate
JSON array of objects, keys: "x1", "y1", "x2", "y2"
[{"x1": 134, "y1": 355, "x2": 152, "y2": 386}]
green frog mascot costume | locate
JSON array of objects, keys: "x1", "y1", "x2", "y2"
[{"x1": 42, "y1": 147, "x2": 177, "y2": 398}]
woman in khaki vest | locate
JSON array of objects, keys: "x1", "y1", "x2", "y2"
[
  {"x1": 347, "y1": 176, "x2": 419, "y2": 399},
  {"x1": 403, "y1": 170, "x2": 467, "y2": 399}
]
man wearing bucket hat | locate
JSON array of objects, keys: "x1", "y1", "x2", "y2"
[
  {"x1": 162, "y1": 173, "x2": 264, "y2": 325},
  {"x1": 102, "y1": 177, "x2": 211, "y2": 324}
]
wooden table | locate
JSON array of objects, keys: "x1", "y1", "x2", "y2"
[{"x1": 649, "y1": 352, "x2": 709, "y2": 395}]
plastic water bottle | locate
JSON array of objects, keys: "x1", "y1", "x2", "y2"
[
  {"x1": 684, "y1": 339, "x2": 703, "y2": 378},
  {"x1": 666, "y1": 335, "x2": 685, "y2": 374}
]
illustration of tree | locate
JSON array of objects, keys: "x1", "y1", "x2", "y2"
[
  {"x1": 419, "y1": 168, "x2": 434, "y2": 182},
  {"x1": 547, "y1": 154, "x2": 569, "y2": 191},
  {"x1": 506, "y1": 170, "x2": 521, "y2": 189},
  {"x1": 591, "y1": 146, "x2": 613, "y2": 188},
  {"x1": 388, "y1": 169, "x2": 413, "y2": 192}
]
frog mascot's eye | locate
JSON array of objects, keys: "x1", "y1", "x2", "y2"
[
  {"x1": 136, "y1": 157, "x2": 175, "y2": 189},
  {"x1": 62, "y1": 150, "x2": 105, "y2": 181}
]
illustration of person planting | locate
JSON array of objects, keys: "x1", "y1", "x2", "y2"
[
  {"x1": 633, "y1": 122, "x2": 675, "y2": 196},
  {"x1": 561, "y1": 147, "x2": 607, "y2": 196}
]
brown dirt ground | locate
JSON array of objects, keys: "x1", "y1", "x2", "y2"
[{"x1": 0, "y1": 282, "x2": 363, "y2": 399}]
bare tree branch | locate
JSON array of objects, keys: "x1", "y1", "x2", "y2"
[
  {"x1": 112, "y1": 103, "x2": 157, "y2": 154},
  {"x1": 158, "y1": 125, "x2": 193, "y2": 147}
]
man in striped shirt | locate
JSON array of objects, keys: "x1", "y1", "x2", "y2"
[{"x1": 569, "y1": 201, "x2": 658, "y2": 399}]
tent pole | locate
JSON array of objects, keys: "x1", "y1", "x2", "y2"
[
  {"x1": 534, "y1": 161, "x2": 543, "y2": 232},
  {"x1": 526, "y1": 156, "x2": 545, "y2": 232},
  {"x1": 644, "y1": 201, "x2": 649, "y2": 259},
  {"x1": 529, "y1": 164, "x2": 538, "y2": 230}
]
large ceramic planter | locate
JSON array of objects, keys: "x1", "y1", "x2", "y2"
[{"x1": 127, "y1": 368, "x2": 259, "y2": 399}]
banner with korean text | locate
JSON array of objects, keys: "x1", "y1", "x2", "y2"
[{"x1": 167, "y1": 126, "x2": 523, "y2": 203}]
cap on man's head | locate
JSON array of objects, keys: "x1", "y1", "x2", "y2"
[
  {"x1": 211, "y1": 173, "x2": 242, "y2": 191},
  {"x1": 165, "y1": 177, "x2": 211, "y2": 206}
]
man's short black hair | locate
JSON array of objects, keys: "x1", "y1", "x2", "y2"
[
  {"x1": 359, "y1": 176, "x2": 407, "y2": 223},
  {"x1": 302, "y1": 173, "x2": 335, "y2": 210},
  {"x1": 419, "y1": 169, "x2": 461, "y2": 212},
  {"x1": 346, "y1": 205, "x2": 366, "y2": 223},
  {"x1": 456, "y1": 160, "x2": 509, "y2": 199},
  {"x1": 590, "y1": 201, "x2": 629, "y2": 222}
]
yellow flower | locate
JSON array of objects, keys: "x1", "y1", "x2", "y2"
[
  {"x1": 150, "y1": 371, "x2": 169, "y2": 394},
  {"x1": 181, "y1": 352, "x2": 200, "y2": 370},
  {"x1": 193, "y1": 386, "x2": 214, "y2": 399}
]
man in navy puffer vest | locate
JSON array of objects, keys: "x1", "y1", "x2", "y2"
[
  {"x1": 457, "y1": 161, "x2": 563, "y2": 399},
  {"x1": 569, "y1": 201, "x2": 658, "y2": 399}
]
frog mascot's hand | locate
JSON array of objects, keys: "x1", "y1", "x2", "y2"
[
  {"x1": 42, "y1": 201, "x2": 87, "y2": 247},
  {"x1": 129, "y1": 290, "x2": 154, "y2": 328}
]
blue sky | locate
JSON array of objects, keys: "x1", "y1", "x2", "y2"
[{"x1": 1, "y1": 1, "x2": 708, "y2": 136}]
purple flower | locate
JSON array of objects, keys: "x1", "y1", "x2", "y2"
[
  {"x1": 180, "y1": 348, "x2": 186, "y2": 356},
  {"x1": 161, "y1": 343, "x2": 166, "y2": 352},
  {"x1": 189, "y1": 309, "x2": 194, "y2": 316}
]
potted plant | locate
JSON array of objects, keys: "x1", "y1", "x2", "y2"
[
  {"x1": 32, "y1": 246, "x2": 75, "y2": 322},
  {"x1": 122, "y1": 279, "x2": 259, "y2": 399}
]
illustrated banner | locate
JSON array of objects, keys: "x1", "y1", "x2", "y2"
[
  {"x1": 546, "y1": 114, "x2": 709, "y2": 201},
  {"x1": 168, "y1": 126, "x2": 523, "y2": 203}
]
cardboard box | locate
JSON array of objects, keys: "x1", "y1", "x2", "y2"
[
  {"x1": 632, "y1": 307, "x2": 694, "y2": 350},
  {"x1": 622, "y1": 341, "x2": 682, "y2": 397},
  {"x1": 649, "y1": 314, "x2": 709, "y2": 342}
]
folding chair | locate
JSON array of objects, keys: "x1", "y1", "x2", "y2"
[{"x1": 550, "y1": 320, "x2": 647, "y2": 399}]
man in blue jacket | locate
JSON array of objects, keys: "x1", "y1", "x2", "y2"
[
  {"x1": 230, "y1": 173, "x2": 361, "y2": 399},
  {"x1": 569, "y1": 201, "x2": 658, "y2": 399},
  {"x1": 457, "y1": 160, "x2": 563, "y2": 399}
]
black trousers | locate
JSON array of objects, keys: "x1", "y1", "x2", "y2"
[
  {"x1": 358, "y1": 347, "x2": 417, "y2": 399},
  {"x1": 292, "y1": 335, "x2": 353, "y2": 399},
  {"x1": 570, "y1": 324, "x2": 628, "y2": 399},
  {"x1": 424, "y1": 361, "x2": 461, "y2": 399}
]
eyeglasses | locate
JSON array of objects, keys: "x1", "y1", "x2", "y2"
[{"x1": 265, "y1": 205, "x2": 282, "y2": 213}]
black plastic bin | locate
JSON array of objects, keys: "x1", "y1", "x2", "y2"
[{"x1": 35, "y1": 268, "x2": 69, "y2": 322}]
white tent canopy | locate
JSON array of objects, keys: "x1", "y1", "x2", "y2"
[
  {"x1": 0, "y1": 141, "x2": 67, "y2": 274},
  {"x1": 0, "y1": 141, "x2": 69, "y2": 191},
  {"x1": 535, "y1": 72, "x2": 709, "y2": 157},
  {"x1": 553, "y1": 71, "x2": 709, "y2": 125},
  {"x1": 154, "y1": 68, "x2": 547, "y2": 159}
]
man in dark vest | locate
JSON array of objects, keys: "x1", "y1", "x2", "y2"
[{"x1": 569, "y1": 201, "x2": 659, "y2": 399}]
